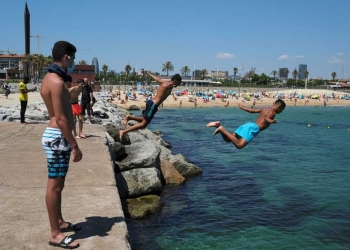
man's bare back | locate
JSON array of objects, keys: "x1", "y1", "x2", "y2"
[
  {"x1": 41, "y1": 73, "x2": 74, "y2": 130},
  {"x1": 153, "y1": 81, "x2": 175, "y2": 105},
  {"x1": 255, "y1": 107, "x2": 277, "y2": 131}
]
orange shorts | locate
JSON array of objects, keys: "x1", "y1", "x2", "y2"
[{"x1": 71, "y1": 103, "x2": 82, "y2": 116}]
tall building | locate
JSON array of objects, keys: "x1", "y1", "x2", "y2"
[
  {"x1": 210, "y1": 70, "x2": 229, "y2": 80},
  {"x1": 193, "y1": 70, "x2": 201, "y2": 79},
  {"x1": 279, "y1": 68, "x2": 288, "y2": 79},
  {"x1": 92, "y1": 57, "x2": 99, "y2": 74},
  {"x1": 298, "y1": 64, "x2": 307, "y2": 80}
]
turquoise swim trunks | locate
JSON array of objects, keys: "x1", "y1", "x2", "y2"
[{"x1": 235, "y1": 122, "x2": 260, "y2": 143}]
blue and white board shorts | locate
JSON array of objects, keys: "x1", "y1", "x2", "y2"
[
  {"x1": 235, "y1": 122, "x2": 260, "y2": 143},
  {"x1": 42, "y1": 128, "x2": 71, "y2": 178}
]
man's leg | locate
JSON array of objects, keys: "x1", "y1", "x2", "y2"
[
  {"x1": 119, "y1": 119, "x2": 149, "y2": 142},
  {"x1": 20, "y1": 101, "x2": 28, "y2": 123},
  {"x1": 207, "y1": 121, "x2": 248, "y2": 149},
  {"x1": 122, "y1": 114, "x2": 145, "y2": 126},
  {"x1": 46, "y1": 178, "x2": 79, "y2": 247},
  {"x1": 78, "y1": 115, "x2": 84, "y2": 138},
  {"x1": 72, "y1": 115, "x2": 78, "y2": 138},
  {"x1": 86, "y1": 103, "x2": 92, "y2": 124}
]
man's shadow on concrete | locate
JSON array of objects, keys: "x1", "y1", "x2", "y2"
[{"x1": 70, "y1": 216, "x2": 125, "y2": 240}]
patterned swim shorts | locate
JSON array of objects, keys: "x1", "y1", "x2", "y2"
[{"x1": 42, "y1": 128, "x2": 71, "y2": 178}]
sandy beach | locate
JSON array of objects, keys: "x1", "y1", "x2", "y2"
[
  {"x1": 1, "y1": 88, "x2": 349, "y2": 110},
  {"x1": 111, "y1": 88, "x2": 350, "y2": 110}
]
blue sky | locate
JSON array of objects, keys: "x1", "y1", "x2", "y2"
[{"x1": 1, "y1": 0, "x2": 349, "y2": 79}]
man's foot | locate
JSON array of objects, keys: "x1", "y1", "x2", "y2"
[
  {"x1": 75, "y1": 135, "x2": 81, "y2": 139},
  {"x1": 206, "y1": 121, "x2": 221, "y2": 128},
  {"x1": 79, "y1": 134, "x2": 86, "y2": 139},
  {"x1": 49, "y1": 235, "x2": 79, "y2": 249},
  {"x1": 122, "y1": 115, "x2": 130, "y2": 126},
  {"x1": 213, "y1": 126, "x2": 223, "y2": 136},
  {"x1": 119, "y1": 130, "x2": 125, "y2": 142},
  {"x1": 60, "y1": 222, "x2": 81, "y2": 232}
]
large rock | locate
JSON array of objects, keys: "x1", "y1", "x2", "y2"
[
  {"x1": 168, "y1": 155, "x2": 203, "y2": 178},
  {"x1": 160, "y1": 160, "x2": 185, "y2": 185},
  {"x1": 116, "y1": 141, "x2": 160, "y2": 171},
  {"x1": 115, "y1": 168, "x2": 162, "y2": 198},
  {"x1": 105, "y1": 126, "x2": 130, "y2": 145},
  {"x1": 123, "y1": 195, "x2": 162, "y2": 219},
  {"x1": 127, "y1": 132, "x2": 148, "y2": 144}
]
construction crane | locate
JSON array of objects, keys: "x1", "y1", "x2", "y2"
[{"x1": 30, "y1": 33, "x2": 50, "y2": 54}]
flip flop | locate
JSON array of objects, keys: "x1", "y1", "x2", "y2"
[
  {"x1": 61, "y1": 222, "x2": 81, "y2": 233},
  {"x1": 49, "y1": 236, "x2": 79, "y2": 249}
]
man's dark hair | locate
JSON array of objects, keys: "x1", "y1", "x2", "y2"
[
  {"x1": 171, "y1": 74, "x2": 182, "y2": 84},
  {"x1": 275, "y1": 99, "x2": 286, "y2": 109},
  {"x1": 52, "y1": 41, "x2": 77, "y2": 62}
]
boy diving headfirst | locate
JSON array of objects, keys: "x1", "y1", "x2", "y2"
[
  {"x1": 207, "y1": 99, "x2": 286, "y2": 149},
  {"x1": 119, "y1": 72, "x2": 182, "y2": 141}
]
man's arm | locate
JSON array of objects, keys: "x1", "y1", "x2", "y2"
[
  {"x1": 89, "y1": 86, "x2": 93, "y2": 103},
  {"x1": 147, "y1": 72, "x2": 167, "y2": 85},
  {"x1": 51, "y1": 79, "x2": 79, "y2": 149},
  {"x1": 264, "y1": 110, "x2": 277, "y2": 123},
  {"x1": 238, "y1": 103, "x2": 262, "y2": 113}
]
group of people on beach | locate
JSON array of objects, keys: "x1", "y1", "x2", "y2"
[{"x1": 37, "y1": 40, "x2": 286, "y2": 249}]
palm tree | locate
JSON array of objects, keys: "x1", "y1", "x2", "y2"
[
  {"x1": 304, "y1": 70, "x2": 309, "y2": 89},
  {"x1": 35, "y1": 54, "x2": 46, "y2": 79},
  {"x1": 125, "y1": 64, "x2": 132, "y2": 83},
  {"x1": 284, "y1": 68, "x2": 289, "y2": 80},
  {"x1": 292, "y1": 68, "x2": 298, "y2": 85},
  {"x1": 102, "y1": 64, "x2": 108, "y2": 77},
  {"x1": 271, "y1": 70, "x2": 278, "y2": 86},
  {"x1": 181, "y1": 65, "x2": 191, "y2": 77},
  {"x1": 45, "y1": 55, "x2": 53, "y2": 67},
  {"x1": 233, "y1": 67, "x2": 238, "y2": 79},
  {"x1": 200, "y1": 69, "x2": 208, "y2": 80},
  {"x1": 331, "y1": 72, "x2": 337, "y2": 80},
  {"x1": 78, "y1": 60, "x2": 87, "y2": 65},
  {"x1": 162, "y1": 61, "x2": 174, "y2": 76},
  {"x1": 23, "y1": 54, "x2": 34, "y2": 79}
]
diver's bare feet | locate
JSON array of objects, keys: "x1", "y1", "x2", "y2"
[
  {"x1": 79, "y1": 134, "x2": 86, "y2": 139},
  {"x1": 213, "y1": 126, "x2": 223, "y2": 136},
  {"x1": 75, "y1": 135, "x2": 81, "y2": 139},
  {"x1": 122, "y1": 115, "x2": 130, "y2": 126},
  {"x1": 206, "y1": 121, "x2": 221, "y2": 128},
  {"x1": 119, "y1": 130, "x2": 125, "y2": 142}
]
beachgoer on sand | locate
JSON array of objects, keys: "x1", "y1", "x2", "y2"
[
  {"x1": 119, "y1": 72, "x2": 182, "y2": 141},
  {"x1": 41, "y1": 41, "x2": 82, "y2": 249},
  {"x1": 207, "y1": 99, "x2": 286, "y2": 149},
  {"x1": 19, "y1": 76, "x2": 36, "y2": 124}
]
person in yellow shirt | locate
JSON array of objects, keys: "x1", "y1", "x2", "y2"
[{"x1": 18, "y1": 77, "x2": 35, "y2": 124}]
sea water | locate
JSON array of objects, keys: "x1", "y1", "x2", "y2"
[{"x1": 126, "y1": 106, "x2": 350, "y2": 250}]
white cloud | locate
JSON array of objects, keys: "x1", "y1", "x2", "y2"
[
  {"x1": 337, "y1": 52, "x2": 344, "y2": 56},
  {"x1": 278, "y1": 55, "x2": 289, "y2": 60},
  {"x1": 293, "y1": 55, "x2": 304, "y2": 59},
  {"x1": 216, "y1": 53, "x2": 235, "y2": 58},
  {"x1": 327, "y1": 56, "x2": 345, "y2": 64}
]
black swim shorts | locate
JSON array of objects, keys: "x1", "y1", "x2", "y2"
[{"x1": 142, "y1": 99, "x2": 158, "y2": 123}]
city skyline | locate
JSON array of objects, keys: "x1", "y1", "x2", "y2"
[{"x1": 0, "y1": 0, "x2": 349, "y2": 80}]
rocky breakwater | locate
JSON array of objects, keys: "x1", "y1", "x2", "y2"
[
  {"x1": 98, "y1": 100, "x2": 203, "y2": 219},
  {"x1": 0, "y1": 96, "x2": 203, "y2": 219}
]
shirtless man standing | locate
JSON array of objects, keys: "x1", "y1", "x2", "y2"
[
  {"x1": 119, "y1": 72, "x2": 182, "y2": 141},
  {"x1": 41, "y1": 41, "x2": 82, "y2": 249},
  {"x1": 69, "y1": 79, "x2": 84, "y2": 138},
  {"x1": 207, "y1": 99, "x2": 286, "y2": 149}
]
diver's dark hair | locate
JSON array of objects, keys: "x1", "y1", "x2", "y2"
[
  {"x1": 52, "y1": 41, "x2": 77, "y2": 62},
  {"x1": 171, "y1": 74, "x2": 182, "y2": 84},
  {"x1": 275, "y1": 99, "x2": 286, "y2": 109}
]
